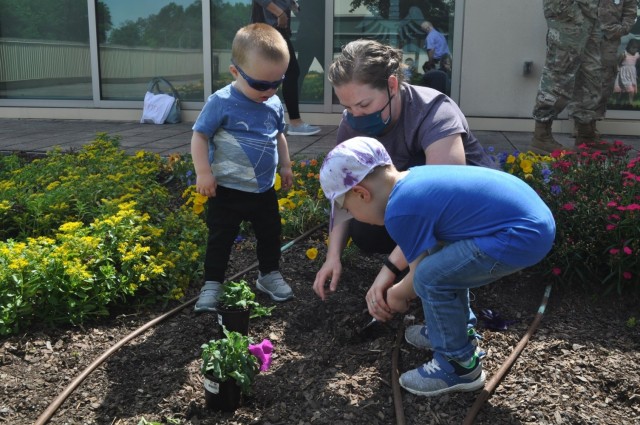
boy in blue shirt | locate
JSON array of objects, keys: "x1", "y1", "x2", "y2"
[
  {"x1": 191, "y1": 23, "x2": 294, "y2": 312},
  {"x1": 319, "y1": 137, "x2": 555, "y2": 397}
]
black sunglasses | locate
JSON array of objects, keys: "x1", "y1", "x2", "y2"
[{"x1": 232, "y1": 60, "x2": 285, "y2": 91}]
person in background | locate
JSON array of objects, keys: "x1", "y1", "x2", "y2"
[
  {"x1": 614, "y1": 38, "x2": 640, "y2": 105},
  {"x1": 319, "y1": 137, "x2": 555, "y2": 397},
  {"x1": 313, "y1": 40, "x2": 496, "y2": 331},
  {"x1": 252, "y1": 0, "x2": 321, "y2": 136},
  {"x1": 191, "y1": 23, "x2": 295, "y2": 313},
  {"x1": 420, "y1": 60, "x2": 449, "y2": 95},
  {"x1": 420, "y1": 20, "x2": 451, "y2": 70},
  {"x1": 572, "y1": 0, "x2": 637, "y2": 140},
  {"x1": 529, "y1": 0, "x2": 601, "y2": 154},
  {"x1": 403, "y1": 57, "x2": 417, "y2": 81}
]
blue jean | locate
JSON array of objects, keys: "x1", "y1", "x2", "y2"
[{"x1": 414, "y1": 239, "x2": 523, "y2": 362}]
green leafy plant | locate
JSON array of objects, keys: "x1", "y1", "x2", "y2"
[
  {"x1": 219, "y1": 280, "x2": 274, "y2": 319},
  {"x1": 200, "y1": 327, "x2": 260, "y2": 395},
  {"x1": 494, "y1": 141, "x2": 640, "y2": 295},
  {"x1": 0, "y1": 136, "x2": 207, "y2": 335},
  {"x1": 277, "y1": 156, "x2": 329, "y2": 238}
]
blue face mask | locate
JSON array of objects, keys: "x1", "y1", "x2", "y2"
[{"x1": 345, "y1": 87, "x2": 394, "y2": 137}]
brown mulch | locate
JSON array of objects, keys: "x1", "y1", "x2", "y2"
[{"x1": 1, "y1": 233, "x2": 639, "y2": 425}]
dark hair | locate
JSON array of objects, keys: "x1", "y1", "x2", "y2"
[
  {"x1": 328, "y1": 39, "x2": 404, "y2": 89},
  {"x1": 626, "y1": 38, "x2": 640, "y2": 52}
]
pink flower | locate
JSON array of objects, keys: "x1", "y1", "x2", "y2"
[
  {"x1": 552, "y1": 267, "x2": 562, "y2": 276},
  {"x1": 249, "y1": 339, "x2": 273, "y2": 372},
  {"x1": 561, "y1": 203, "x2": 575, "y2": 211},
  {"x1": 609, "y1": 248, "x2": 620, "y2": 255},
  {"x1": 606, "y1": 224, "x2": 617, "y2": 231},
  {"x1": 623, "y1": 272, "x2": 633, "y2": 280},
  {"x1": 623, "y1": 246, "x2": 633, "y2": 255},
  {"x1": 607, "y1": 201, "x2": 618, "y2": 208}
]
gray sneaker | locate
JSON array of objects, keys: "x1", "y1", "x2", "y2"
[
  {"x1": 194, "y1": 281, "x2": 222, "y2": 313},
  {"x1": 399, "y1": 352, "x2": 486, "y2": 397},
  {"x1": 256, "y1": 271, "x2": 293, "y2": 301},
  {"x1": 287, "y1": 123, "x2": 321, "y2": 136},
  {"x1": 405, "y1": 324, "x2": 486, "y2": 358}
]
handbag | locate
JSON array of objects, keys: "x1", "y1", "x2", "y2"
[{"x1": 141, "y1": 77, "x2": 182, "y2": 124}]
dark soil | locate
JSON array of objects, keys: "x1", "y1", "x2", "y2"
[{"x1": 1, "y1": 232, "x2": 639, "y2": 425}]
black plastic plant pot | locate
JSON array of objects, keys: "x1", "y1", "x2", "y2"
[
  {"x1": 217, "y1": 306, "x2": 250, "y2": 335},
  {"x1": 203, "y1": 374, "x2": 242, "y2": 412}
]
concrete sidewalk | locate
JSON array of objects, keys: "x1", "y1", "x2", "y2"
[{"x1": 1, "y1": 118, "x2": 639, "y2": 159}]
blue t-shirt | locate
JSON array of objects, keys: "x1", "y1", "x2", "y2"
[
  {"x1": 192, "y1": 84, "x2": 285, "y2": 193},
  {"x1": 385, "y1": 165, "x2": 556, "y2": 267},
  {"x1": 424, "y1": 29, "x2": 450, "y2": 60}
]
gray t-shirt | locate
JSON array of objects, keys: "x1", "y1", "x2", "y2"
[{"x1": 336, "y1": 83, "x2": 496, "y2": 171}]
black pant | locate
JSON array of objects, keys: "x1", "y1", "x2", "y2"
[
  {"x1": 204, "y1": 186, "x2": 281, "y2": 282},
  {"x1": 349, "y1": 219, "x2": 396, "y2": 255},
  {"x1": 279, "y1": 29, "x2": 301, "y2": 121}
]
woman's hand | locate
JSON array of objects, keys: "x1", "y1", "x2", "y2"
[{"x1": 313, "y1": 256, "x2": 342, "y2": 300}]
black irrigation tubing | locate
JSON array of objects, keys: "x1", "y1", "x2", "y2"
[
  {"x1": 462, "y1": 283, "x2": 553, "y2": 425},
  {"x1": 35, "y1": 222, "x2": 327, "y2": 425}
]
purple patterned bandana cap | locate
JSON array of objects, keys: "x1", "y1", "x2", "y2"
[{"x1": 319, "y1": 137, "x2": 392, "y2": 230}]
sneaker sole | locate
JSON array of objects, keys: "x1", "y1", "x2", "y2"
[
  {"x1": 193, "y1": 305, "x2": 217, "y2": 313},
  {"x1": 399, "y1": 370, "x2": 486, "y2": 397},
  {"x1": 256, "y1": 282, "x2": 294, "y2": 302},
  {"x1": 287, "y1": 129, "x2": 321, "y2": 136}
]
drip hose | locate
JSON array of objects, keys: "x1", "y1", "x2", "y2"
[
  {"x1": 462, "y1": 283, "x2": 553, "y2": 425},
  {"x1": 35, "y1": 222, "x2": 326, "y2": 425},
  {"x1": 391, "y1": 325, "x2": 406, "y2": 425}
]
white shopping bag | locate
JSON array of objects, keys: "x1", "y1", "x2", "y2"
[{"x1": 140, "y1": 91, "x2": 175, "y2": 124}]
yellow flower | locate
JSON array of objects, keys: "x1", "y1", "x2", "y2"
[
  {"x1": 306, "y1": 247, "x2": 318, "y2": 260},
  {"x1": 275, "y1": 173, "x2": 282, "y2": 191},
  {"x1": 506, "y1": 155, "x2": 515, "y2": 164},
  {"x1": 59, "y1": 221, "x2": 84, "y2": 233},
  {"x1": 520, "y1": 159, "x2": 533, "y2": 174}
]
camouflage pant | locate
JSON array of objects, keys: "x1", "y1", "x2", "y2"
[{"x1": 533, "y1": 0, "x2": 602, "y2": 124}]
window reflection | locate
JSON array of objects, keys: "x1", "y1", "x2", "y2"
[
  {"x1": 333, "y1": 1, "x2": 454, "y2": 101},
  {"x1": 209, "y1": 0, "x2": 324, "y2": 105},
  {"x1": 0, "y1": 0, "x2": 92, "y2": 99},
  {"x1": 294, "y1": 0, "x2": 325, "y2": 104},
  {"x1": 98, "y1": 0, "x2": 204, "y2": 101}
]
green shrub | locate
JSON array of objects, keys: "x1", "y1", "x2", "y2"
[{"x1": 0, "y1": 135, "x2": 206, "y2": 335}]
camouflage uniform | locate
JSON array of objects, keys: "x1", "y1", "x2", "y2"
[
  {"x1": 594, "y1": 0, "x2": 637, "y2": 118},
  {"x1": 533, "y1": 0, "x2": 602, "y2": 124}
]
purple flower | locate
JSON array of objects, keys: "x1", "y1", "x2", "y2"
[{"x1": 249, "y1": 339, "x2": 273, "y2": 372}]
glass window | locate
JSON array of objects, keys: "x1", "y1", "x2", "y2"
[
  {"x1": 209, "y1": 0, "x2": 324, "y2": 105},
  {"x1": 292, "y1": 0, "x2": 326, "y2": 104},
  {"x1": 606, "y1": 22, "x2": 640, "y2": 112},
  {"x1": 333, "y1": 0, "x2": 455, "y2": 99},
  {"x1": 98, "y1": 0, "x2": 204, "y2": 101},
  {"x1": 0, "y1": 0, "x2": 92, "y2": 99},
  {"x1": 210, "y1": 0, "x2": 252, "y2": 93}
]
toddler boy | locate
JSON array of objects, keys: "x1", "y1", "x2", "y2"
[{"x1": 191, "y1": 23, "x2": 295, "y2": 312}]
